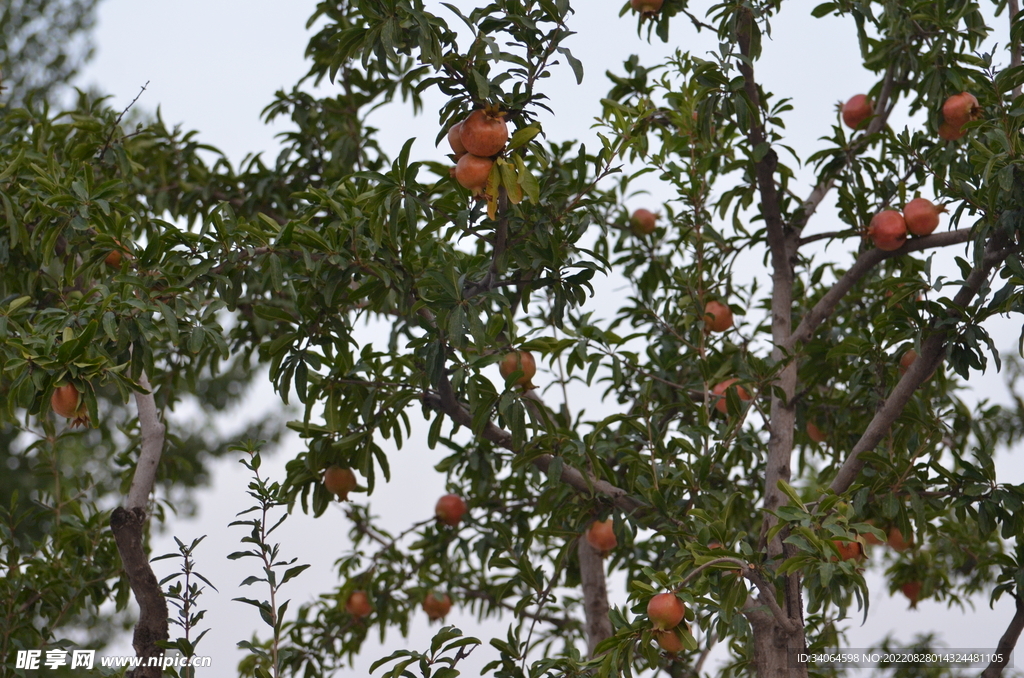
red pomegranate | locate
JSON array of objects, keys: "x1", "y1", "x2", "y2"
[
  {"x1": 447, "y1": 121, "x2": 466, "y2": 157},
  {"x1": 711, "y1": 378, "x2": 751, "y2": 415},
  {"x1": 940, "y1": 92, "x2": 980, "y2": 140},
  {"x1": 842, "y1": 94, "x2": 873, "y2": 129},
  {"x1": 903, "y1": 198, "x2": 944, "y2": 236},
  {"x1": 585, "y1": 519, "x2": 617, "y2": 554},
  {"x1": 435, "y1": 494, "x2": 468, "y2": 527},
  {"x1": 630, "y1": 209, "x2": 657, "y2": 236},
  {"x1": 703, "y1": 300, "x2": 733, "y2": 333},
  {"x1": 655, "y1": 629, "x2": 684, "y2": 653},
  {"x1": 647, "y1": 592, "x2": 685, "y2": 630},
  {"x1": 631, "y1": 0, "x2": 664, "y2": 13},
  {"x1": 51, "y1": 384, "x2": 89, "y2": 427},
  {"x1": 454, "y1": 154, "x2": 494, "y2": 193},
  {"x1": 942, "y1": 92, "x2": 980, "y2": 128},
  {"x1": 345, "y1": 590, "x2": 372, "y2": 618},
  {"x1": 459, "y1": 110, "x2": 508, "y2": 157},
  {"x1": 867, "y1": 210, "x2": 907, "y2": 251}
]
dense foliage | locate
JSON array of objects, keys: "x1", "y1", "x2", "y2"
[{"x1": 4, "y1": 1, "x2": 1024, "y2": 677}]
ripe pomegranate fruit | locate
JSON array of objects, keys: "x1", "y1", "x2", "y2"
[
  {"x1": 436, "y1": 494, "x2": 467, "y2": 527},
  {"x1": 655, "y1": 629, "x2": 684, "y2": 653},
  {"x1": 887, "y1": 527, "x2": 912, "y2": 552},
  {"x1": 901, "y1": 580, "x2": 922, "y2": 608},
  {"x1": 703, "y1": 300, "x2": 733, "y2": 333},
  {"x1": 499, "y1": 350, "x2": 536, "y2": 388},
  {"x1": 422, "y1": 592, "x2": 452, "y2": 621},
  {"x1": 324, "y1": 466, "x2": 357, "y2": 500},
  {"x1": 585, "y1": 519, "x2": 617, "y2": 554},
  {"x1": 842, "y1": 94, "x2": 873, "y2": 129},
  {"x1": 711, "y1": 378, "x2": 751, "y2": 415},
  {"x1": 630, "y1": 208, "x2": 657, "y2": 236},
  {"x1": 105, "y1": 250, "x2": 122, "y2": 268},
  {"x1": 631, "y1": 0, "x2": 664, "y2": 13},
  {"x1": 806, "y1": 421, "x2": 826, "y2": 443},
  {"x1": 447, "y1": 121, "x2": 466, "y2": 157},
  {"x1": 861, "y1": 522, "x2": 884, "y2": 545},
  {"x1": 454, "y1": 153, "x2": 494, "y2": 193},
  {"x1": 903, "y1": 198, "x2": 944, "y2": 236},
  {"x1": 898, "y1": 349, "x2": 934, "y2": 380},
  {"x1": 51, "y1": 384, "x2": 89, "y2": 427},
  {"x1": 942, "y1": 92, "x2": 980, "y2": 128},
  {"x1": 459, "y1": 109, "x2": 508, "y2": 157},
  {"x1": 938, "y1": 121, "x2": 967, "y2": 141},
  {"x1": 648, "y1": 592, "x2": 685, "y2": 630},
  {"x1": 867, "y1": 210, "x2": 907, "y2": 251},
  {"x1": 832, "y1": 540, "x2": 864, "y2": 562},
  {"x1": 345, "y1": 590, "x2": 372, "y2": 618}
]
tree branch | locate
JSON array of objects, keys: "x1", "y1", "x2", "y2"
[
  {"x1": 578, "y1": 538, "x2": 613, "y2": 656},
  {"x1": 786, "y1": 229, "x2": 973, "y2": 350},
  {"x1": 829, "y1": 233, "x2": 1013, "y2": 495},
  {"x1": 109, "y1": 507, "x2": 168, "y2": 678},
  {"x1": 980, "y1": 594, "x2": 1024, "y2": 678},
  {"x1": 736, "y1": 11, "x2": 805, "y2": 653},
  {"x1": 127, "y1": 371, "x2": 166, "y2": 510},
  {"x1": 1012, "y1": 0, "x2": 1022, "y2": 100},
  {"x1": 421, "y1": 388, "x2": 651, "y2": 521}
]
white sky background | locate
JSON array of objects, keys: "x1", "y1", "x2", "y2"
[{"x1": 76, "y1": 1, "x2": 1024, "y2": 675}]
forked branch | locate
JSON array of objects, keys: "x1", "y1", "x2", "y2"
[{"x1": 829, "y1": 233, "x2": 1013, "y2": 495}]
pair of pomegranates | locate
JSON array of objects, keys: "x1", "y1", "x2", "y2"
[
  {"x1": 449, "y1": 109, "x2": 509, "y2": 194},
  {"x1": 843, "y1": 90, "x2": 980, "y2": 141},
  {"x1": 867, "y1": 198, "x2": 945, "y2": 251}
]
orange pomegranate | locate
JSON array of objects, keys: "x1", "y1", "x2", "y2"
[
  {"x1": 887, "y1": 527, "x2": 912, "y2": 552},
  {"x1": 454, "y1": 153, "x2": 494, "y2": 193},
  {"x1": 585, "y1": 519, "x2": 617, "y2": 554},
  {"x1": 903, "y1": 198, "x2": 944, "y2": 236},
  {"x1": 711, "y1": 378, "x2": 751, "y2": 415},
  {"x1": 631, "y1": 0, "x2": 664, "y2": 14},
  {"x1": 655, "y1": 629, "x2": 684, "y2": 653},
  {"x1": 832, "y1": 540, "x2": 864, "y2": 562},
  {"x1": 324, "y1": 466, "x2": 358, "y2": 500},
  {"x1": 499, "y1": 350, "x2": 536, "y2": 388},
  {"x1": 459, "y1": 109, "x2": 508, "y2": 157},
  {"x1": 942, "y1": 92, "x2": 980, "y2": 128},
  {"x1": 868, "y1": 210, "x2": 907, "y2": 251},
  {"x1": 422, "y1": 592, "x2": 452, "y2": 621},
  {"x1": 51, "y1": 384, "x2": 89, "y2": 427},
  {"x1": 806, "y1": 421, "x2": 826, "y2": 443},
  {"x1": 447, "y1": 121, "x2": 466, "y2": 157},
  {"x1": 345, "y1": 590, "x2": 372, "y2": 618},
  {"x1": 436, "y1": 494, "x2": 467, "y2": 527},
  {"x1": 630, "y1": 208, "x2": 657, "y2": 236},
  {"x1": 703, "y1": 300, "x2": 733, "y2": 333},
  {"x1": 901, "y1": 581, "x2": 922, "y2": 608},
  {"x1": 842, "y1": 94, "x2": 873, "y2": 129},
  {"x1": 647, "y1": 592, "x2": 685, "y2": 630}
]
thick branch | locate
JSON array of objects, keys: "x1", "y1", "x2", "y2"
[
  {"x1": 1012, "y1": 0, "x2": 1022, "y2": 100},
  {"x1": 127, "y1": 372, "x2": 166, "y2": 511},
  {"x1": 786, "y1": 229, "x2": 973, "y2": 350},
  {"x1": 110, "y1": 507, "x2": 168, "y2": 678},
  {"x1": 829, "y1": 234, "x2": 1012, "y2": 494},
  {"x1": 577, "y1": 539, "x2": 613, "y2": 657},
  {"x1": 737, "y1": 13, "x2": 805, "y2": 653},
  {"x1": 980, "y1": 595, "x2": 1024, "y2": 678}
]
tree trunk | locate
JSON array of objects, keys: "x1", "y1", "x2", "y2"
[{"x1": 578, "y1": 538, "x2": 613, "y2": 657}]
